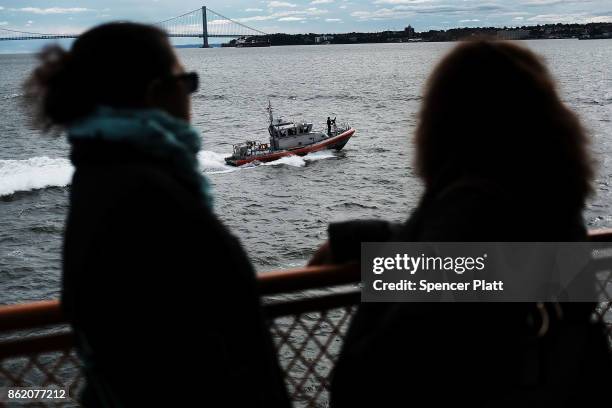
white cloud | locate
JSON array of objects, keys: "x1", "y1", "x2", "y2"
[
  {"x1": 14, "y1": 7, "x2": 93, "y2": 15},
  {"x1": 208, "y1": 19, "x2": 232, "y2": 26},
  {"x1": 527, "y1": 13, "x2": 612, "y2": 23},
  {"x1": 459, "y1": 19, "x2": 480, "y2": 22},
  {"x1": 257, "y1": 23, "x2": 305, "y2": 33},
  {"x1": 245, "y1": 8, "x2": 264, "y2": 12},
  {"x1": 237, "y1": 15, "x2": 274, "y2": 22},
  {"x1": 325, "y1": 18, "x2": 342, "y2": 22},
  {"x1": 238, "y1": 7, "x2": 328, "y2": 23},
  {"x1": 278, "y1": 16, "x2": 304, "y2": 21},
  {"x1": 374, "y1": 0, "x2": 433, "y2": 4},
  {"x1": 267, "y1": 1, "x2": 297, "y2": 8},
  {"x1": 573, "y1": 15, "x2": 612, "y2": 23},
  {"x1": 351, "y1": 8, "x2": 413, "y2": 20},
  {"x1": 311, "y1": 0, "x2": 334, "y2": 4},
  {"x1": 14, "y1": 23, "x2": 85, "y2": 34}
]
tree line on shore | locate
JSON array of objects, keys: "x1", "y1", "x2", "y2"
[{"x1": 229, "y1": 22, "x2": 612, "y2": 46}]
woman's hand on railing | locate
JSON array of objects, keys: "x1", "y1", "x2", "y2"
[{"x1": 307, "y1": 241, "x2": 333, "y2": 266}]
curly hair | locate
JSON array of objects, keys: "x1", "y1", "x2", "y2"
[
  {"x1": 23, "y1": 22, "x2": 176, "y2": 130},
  {"x1": 414, "y1": 40, "x2": 594, "y2": 212}
]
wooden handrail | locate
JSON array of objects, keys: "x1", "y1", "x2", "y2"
[
  {"x1": 0, "y1": 263, "x2": 360, "y2": 332},
  {"x1": 586, "y1": 228, "x2": 612, "y2": 242},
  {"x1": 259, "y1": 263, "x2": 359, "y2": 295},
  {"x1": 0, "y1": 300, "x2": 64, "y2": 332},
  {"x1": 2, "y1": 229, "x2": 612, "y2": 333}
]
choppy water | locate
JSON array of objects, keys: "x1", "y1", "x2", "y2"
[{"x1": 1, "y1": 40, "x2": 611, "y2": 304}]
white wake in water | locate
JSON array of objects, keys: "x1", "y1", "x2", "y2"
[
  {"x1": 262, "y1": 150, "x2": 338, "y2": 168},
  {"x1": 263, "y1": 154, "x2": 307, "y2": 167},
  {"x1": 304, "y1": 150, "x2": 337, "y2": 161},
  {"x1": 0, "y1": 156, "x2": 74, "y2": 197},
  {"x1": 198, "y1": 150, "x2": 237, "y2": 174},
  {"x1": 0, "y1": 150, "x2": 339, "y2": 196}
]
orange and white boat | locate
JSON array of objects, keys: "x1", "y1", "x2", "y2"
[{"x1": 225, "y1": 102, "x2": 355, "y2": 166}]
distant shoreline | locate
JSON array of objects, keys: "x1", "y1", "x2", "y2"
[{"x1": 223, "y1": 22, "x2": 612, "y2": 47}]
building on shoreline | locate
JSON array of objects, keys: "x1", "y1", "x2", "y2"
[
  {"x1": 404, "y1": 25, "x2": 415, "y2": 39},
  {"x1": 315, "y1": 35, "x2": 334, "y2": 44}
]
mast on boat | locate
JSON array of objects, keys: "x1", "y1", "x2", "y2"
[{"x1": 267, "y1": 100, "x2": 274, "y2": 125}]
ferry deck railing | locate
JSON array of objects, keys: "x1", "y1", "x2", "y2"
[{"x1": 1, "y1": 231, "x2": 611, "y2": 407}]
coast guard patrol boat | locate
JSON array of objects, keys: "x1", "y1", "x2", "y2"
[{"x1": 225, "y1": 102, "x2": 355, "y2": 166}]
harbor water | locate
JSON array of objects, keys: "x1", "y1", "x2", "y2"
[{"x1": 1, "y1": 40, "x2": 611, "y2": 304}]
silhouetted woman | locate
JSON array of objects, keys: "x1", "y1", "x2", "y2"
[
  {"x1": 25, "y1": 23, "x2": 290, "y2": 407},
  {"x1": 309, "y1": 40, "x2": 612, "y2": 407}
]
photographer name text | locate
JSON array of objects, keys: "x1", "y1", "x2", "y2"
[{"x1": 371, "y1": 254, "x2": 504, "y2": 293}]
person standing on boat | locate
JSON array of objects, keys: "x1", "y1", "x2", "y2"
[
  {"x1": 24, "y1": 22, "x2": 290, "y2": 408},
  {"x1": 327, "y1": 116, "x2": 332, "y2": 135}
]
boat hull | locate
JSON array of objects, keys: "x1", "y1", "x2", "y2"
[{"x1": 225, "y1": 128, "x2": 355, "y2": 166}]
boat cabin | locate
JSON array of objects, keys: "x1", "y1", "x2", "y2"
[
  {"x1": 268, "y1": 121, "x2": 322, "y2": 150},
  {"x1": 269, "y1": 121, "x2": 313, "y2": 138}
]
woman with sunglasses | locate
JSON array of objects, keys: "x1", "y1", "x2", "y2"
[{"x1": 24, "y1": 22, "x2": 290, "y2": 407}]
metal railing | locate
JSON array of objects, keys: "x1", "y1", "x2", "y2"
[
  {"x1": 0, "y1": 264, "x2": 360, "y2": 407},
  {"x1": 1, "y1": 233, "x2": 611, "y2": 407}
]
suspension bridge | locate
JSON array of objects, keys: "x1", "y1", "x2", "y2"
[{"x1": 0, "y1": 6, "x2": 267, "y2": 47}]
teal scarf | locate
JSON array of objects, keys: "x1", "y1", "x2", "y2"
[{"x1": 68, "y1": 106, "x2": 213, "y2": 208}]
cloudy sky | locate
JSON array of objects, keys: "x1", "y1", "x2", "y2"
[{"x1": 0, "y1": 0, "x2": 610, "y2": 51}]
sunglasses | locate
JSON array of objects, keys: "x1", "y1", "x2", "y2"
[{"x1": 165, "y1": 71, "x2": 199, "y2": 94}]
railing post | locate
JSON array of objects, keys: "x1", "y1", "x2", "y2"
[{"x1": 202, "y1": 6, "x2": 209, "y2": 48}]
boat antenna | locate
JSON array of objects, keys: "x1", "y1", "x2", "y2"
[{"x1": 267, "y1": 100, "x2": 274, "y2": 125}]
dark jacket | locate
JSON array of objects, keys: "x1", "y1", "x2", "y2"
[
  {"x1": 329, "y1": 178, "x2": 612, "y2": 407},
  {"x1": 62, "y1": 140, "x2": 290, "y2": 407}
]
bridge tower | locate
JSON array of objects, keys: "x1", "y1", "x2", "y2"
[{"x1": 201, "y1": 6, "x2": 209, "y2": 48}]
